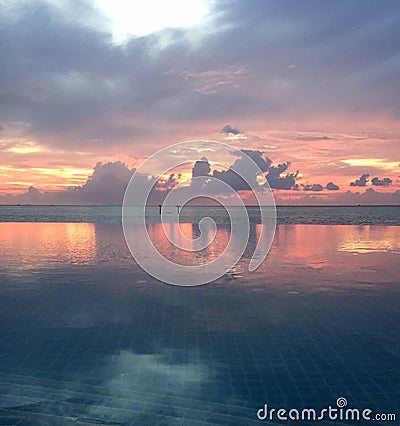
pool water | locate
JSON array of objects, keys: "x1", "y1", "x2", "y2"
[{"x1": 0, "y1": 223, "x2": 399, "y2": 425}]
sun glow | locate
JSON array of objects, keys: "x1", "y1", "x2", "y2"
[
  {"x1": 341, "y1": 158, "x2": 399, "y2": 170},
  {"x1": 0, "y1": 165, "x2": 93, "y2": 194},
  {"x1": 31, "y1": 167, "x2": 93, "y2": 178},
  {"x1": 7, "y1": 142, "x2": 45, "y2": 154},
  {"x1": 95, "y1": 0, "x2": 210, "y2": 43}
]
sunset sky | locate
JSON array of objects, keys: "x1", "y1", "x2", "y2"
[{"x1": 0, "y1": 0, "x2": 399, "y2": 205}]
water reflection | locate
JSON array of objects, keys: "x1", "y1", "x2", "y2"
[
  {"x1": 338, "y1": 226, "x2": 400, "y2": 253},
  {"x1": 147, "y1": 222, "x2": 231, "y2": 266},
  {"x1": 0, "y1": 222, "x2": 96, "y2": 269},
  {"x1": 1, "y1": 223, "x2": 399, "y2": 284},
  {"x1": 254, "y1": 224, "x2": 400, "y2": 288}
]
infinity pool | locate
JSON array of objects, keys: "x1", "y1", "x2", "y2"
[{"x1": 0, "y1": 223, "x2": 399, "y2": 425}]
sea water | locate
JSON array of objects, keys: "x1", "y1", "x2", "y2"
[{"x1": 0, "y1": 205, "x2": 399, "y2": 225}]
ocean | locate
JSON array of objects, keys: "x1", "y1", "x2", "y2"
[{"x1": 0, "y1": 204, "x2": 399, "y2": 225}]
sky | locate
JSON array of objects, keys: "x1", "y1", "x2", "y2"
[{"x1": 0, "y1": 0, "x2": 399, "y2": 205}]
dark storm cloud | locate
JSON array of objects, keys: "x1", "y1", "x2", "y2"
[
  {"x1": 350, "y1": 174, "x2": 369, "y2": 187},
  {"x1": 221, "y1": 124, "x2": 241, "y2": 135},
  {"x1": 326, "y1": 182, "x2": 340, "y2": 190},
  {"x1": 303, "y1": 184, "x2": 324, "y2": 192},
  {"x1": 265, "y1": 162, "x2": 297, "y2": 190},
  {"x1": 371, "y1": 177, "x2": 392, "y2": 186},
  {"x1": 1, "y1": 0, "x2": 399, "y2": 149}
]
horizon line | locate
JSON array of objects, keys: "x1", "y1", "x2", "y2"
[{"x1": 0, "y1": 204, "x2": 399, "y2": 208}]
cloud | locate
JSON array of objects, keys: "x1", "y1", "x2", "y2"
[
  {"x1": 265, "y1": 162, "x2": 297, "y2": 190},
  {"x1": 0, "y1": 0, "x2": 400, "y2": 167},
  {"x1": 212, "y1": 0, "x2": 400, "y2": 119},
  {"x1": 155, "y1": 173, "x2": 181, "y2": 190},
  {"x1": 350, "y1": 173, "x2": 369, "y2": 187},
  {"x1": 371, "y1": 176, "x2": 392, "y2": 186},
  {"x1": 0, "y1": 153, "x2": 273, "y2": 204},
  {"x1": 0, "y1": 162, "x2": 135, "y2": 205},
  {"x1": 210, "y1": 150, "x2": 271, "y2": 191},
  {"x1": 17, "y1": 185, "x2": 43, "y2": 203},
  {"x1": 339, "y1": 187, "x2": 400, "y2": 205},
  {"x1": 181, "y1": 65, "x2": 248, "y2": 95},
  {"x1": 295, "y1": 135, "x2": 332, "y2": 142},
  {"x1": 326, "y1": 181, "x2": 340, "y2": 190},
  {"x1": 303, "y1": 184, "x2": 324, "y2": 192},
  {"x1": 1, "y1": 0, "x2": 400, "y2": 135},
  {"x1": 192, "y1": 157, "x2": 211, "y2": 177},
  {"x1": 212, "y1": 169, "x2": 252, "y2": 191},
  {"x1": 234, "y1": 150, "x2": 271, "y2": 173},
  {"x1": 274, "y1": 187, "x2": 400, "y2": 205},
  {"x1": 1, "y1": 157, "x2": 398, "y2": 206},
  {"x1": 221, "y1": 124, "x2": 241, "y2": 135},
  {"x1": 70, "y1": 161, "x2": 133, "y2": 204}
]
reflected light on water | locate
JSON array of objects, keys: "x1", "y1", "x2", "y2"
[
  {"x1": 0, "y1": 222, "x2": 399, "y2": 287},
  {"x1": 250, "y1": 224, "x2": 400, "y2": 288},
  {"x1": 338, "y1": 226, "x2": 400, "y2": 253},
  {"x1": 145, "y1": 222, "x2": 230, "y2": 266},
  {"x1": 0, "y1": 222, "x2": 96, "y2": 269}
]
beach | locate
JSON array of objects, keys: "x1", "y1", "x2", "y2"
[{"x1": 0, "y1": 214, "x2": 399, "y2": 425}]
